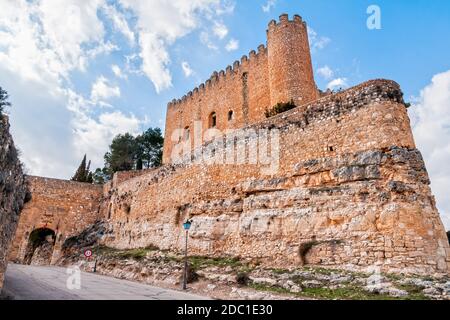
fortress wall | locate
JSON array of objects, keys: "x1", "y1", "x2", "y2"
[
  {"x1": 101, "y1": 80, "x2": 449, "y2": 274},
  {"x1": 9, "y1": 176, "x2": 103, "y2": 264}
]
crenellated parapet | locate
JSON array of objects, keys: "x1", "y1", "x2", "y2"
[{"x1": 167, "y1": 43, "x2": 269, "y2": 109}]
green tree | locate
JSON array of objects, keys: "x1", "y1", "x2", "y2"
[
  {"x1": 0, "y1": 86, "x2": 11, "y2": 114},
  {"x1": 104, "y1": 133, "x2": 137, "y2": 175},
  {"x1": 71, "y1": 155, "x2": 92, "y2": 183},
  {"x1": 92, "y1": 167, "x2": 109, "y2": 184},
  {"x1": 135, "y1": 127, "x2": 164, "y2": 169}
]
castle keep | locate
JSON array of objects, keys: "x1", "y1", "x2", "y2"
[
  {"x1": 163, "y1": 14, "x2": 317, "y2": 164},
  {"x1": 9, "y1": 14, "x2": 450, "y2": 275}
]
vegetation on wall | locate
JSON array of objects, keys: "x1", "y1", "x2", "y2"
[
  {"x1": 264, "y1": 100, "x2": 297, "y2": 118},
  {"x1": 0, "y1": 86, "x2": 11, "y2": 115}
]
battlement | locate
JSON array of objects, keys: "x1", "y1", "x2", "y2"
[
  {"x1": 267, "y1": 13, "x2": 307, "y2": 30},
  {"x1": 168, "y1": 43, "x2": 268, "y2": 108}
]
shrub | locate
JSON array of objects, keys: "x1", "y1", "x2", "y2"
[
  {"x1": 236, "y1": 272, "x2": 250, "y2": 286},
  {"x1": 264, "y1": 100, "x2": 296, "y2": 118}
]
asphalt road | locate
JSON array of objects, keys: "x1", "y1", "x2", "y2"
[{"x1": 2, "y1": 263, "x2": 209, "y2": 300}]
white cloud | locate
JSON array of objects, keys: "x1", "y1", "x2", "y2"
[
  {"x1": 103, "y1": 4, "x2": 135, "y2": 45},
  {"x1": 111, "y1": 64, "x2": 127, "y2": 79},
  {"x1": 118, "y1": 0, "x2": 234, "y2": 92},
  {"x1": 308, "y1": 27, "x2": 331, "y2": 51},
  {"x1": 200, "y1": 31, "x2": 218, "y2": 51},
  {"x1": 317, "y1": 65, "x2": 334, "y2": 80},
  {"x1": 213, "y1": 22, "x2": 228, "y2": 39},
  {"x1": 409, "y1": 70, "x2": 450, "y2": 230},
  {"x1": 262, "y1": 0, "x2": 277, "y2": 13},
  {"x1": 138, "y1": 31, "x2": 172, "y2": 93},
  {"x1": 181, "y1": 61, "x2": 194, "y2": 77},
  {"x1": 327, "y1": 78, "x2": 348, "y2": 90},
  {"x1": 0, "y1": 0, "x2": 107, "y2": 89},
  {"x1": 0, "y1": 0, "x2": 132, "y2": 177},
  {"x1": 66, "y1": 89, "x2": 144, "y2": 171},
  {"x1": 91, "y1": 76, "x2": 121, "y2": 102},
  {"x1": 225, "y1": 38, "x2": 239, "y2": 52}
]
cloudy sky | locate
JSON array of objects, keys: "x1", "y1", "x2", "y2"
[{"x1": 0, "y1": 0, "x2": 449, "y2": 228}]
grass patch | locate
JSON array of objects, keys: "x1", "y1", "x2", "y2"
[
  {"x1": 249, "y1": 281, "x2": 429, "y2": 300},
  {"x1": 300, "y1": 286, "x2": 397, "y2": 300},
  {"x1": 249, "y1": 283, "x2": 292, "y2": 296},
  {"x1": 271, "y1": 268, "x2": 292, "y2": 275},
  {"x1": 395, "y1": 284, "x2": 429, "y2": 300},
  {"x1": 188, "y1": 256, "x2": 243, "y2": 271},
  {"x1": 95, "y1": 245, "x2": 159, "y2": 261}
]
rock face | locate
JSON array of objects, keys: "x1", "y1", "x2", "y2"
[{"x1": 0, "y1": 115, "x2": 28, "y2": 291}]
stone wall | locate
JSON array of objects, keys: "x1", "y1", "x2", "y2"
[
  {"x1": 98, "y1": 79, "x2": 449, "y2": 275},
  {"x1": 9, "y1": 176, "x2": 103, "y2": 265},
  {"x1": 163, "y1": 14, "x2": 317, "y2": 164},
  {"x1": 0, "y1": 115, "x2": 28, "y2": 291}
]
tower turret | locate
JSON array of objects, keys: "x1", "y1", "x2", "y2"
[{"x1": 267, "y1": 14, "x2": 318, "y2": 107}]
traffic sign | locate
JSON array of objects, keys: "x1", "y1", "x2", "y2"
[{"x1": 84, "y1": 249, "x2": 93, "y2": 258}]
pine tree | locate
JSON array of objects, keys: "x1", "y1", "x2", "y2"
[{"x1": 71, "y1": 155, "x2": 91, "y2": 182}]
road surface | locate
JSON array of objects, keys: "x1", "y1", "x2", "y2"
[{"x1": 2, "y1": 263, "x2": 209, "y2": 300}]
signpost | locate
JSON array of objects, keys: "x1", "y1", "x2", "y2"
[
  {"x1": 84, "y1": 249, "x2": 97, "y2": 273},
  {"x1": 182, "y1": 220, "x2": 192, "y2": 290}
]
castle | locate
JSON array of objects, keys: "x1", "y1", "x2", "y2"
[
  {"x1": 7, "y1": 14, "x2": 450, "y2": 275},
  {"x1": 163, "y1": 14, "x2": 318, "y2": 164}
]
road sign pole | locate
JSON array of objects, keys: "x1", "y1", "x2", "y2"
[{"x1": 183, "y1": 229, "x2": 188, "y2": 290}]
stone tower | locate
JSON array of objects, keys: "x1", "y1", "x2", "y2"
[
  {"x1": 267, "y1": 14, "x2": 318, "y2": 106},
  {"x1": 162, "y1": 13, "x2": 321, "y2": 164}
]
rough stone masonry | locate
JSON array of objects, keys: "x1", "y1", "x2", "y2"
[
  {"x1": 0, "y1": 115, "x2": 29, "y2": 291},
  {"x1": 8, "y1": 14, "x2": 450, "y2": 275}
]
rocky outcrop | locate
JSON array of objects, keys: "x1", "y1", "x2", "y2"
[
  {"x1": 63, "y1": 246, "x2": 450, "y2": 300},
  {"x1": 0, "y1": 115, "x2": 29, "y2": 291}
]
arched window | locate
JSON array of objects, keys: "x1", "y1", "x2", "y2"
[
  {"x1": 228, "y1": 110, "x2": 234, "y2": 121},
  {"x1": 209, "y1": 112, "x2": 217, "y2": 128}
]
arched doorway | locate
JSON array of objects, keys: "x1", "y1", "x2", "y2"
[{"x1": 23, "y1": 228, "x2": 56, "y2": 266}]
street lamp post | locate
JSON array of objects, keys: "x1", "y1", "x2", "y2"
[{"x1": 182, "y1": 219, "x2": 192, "y2": 290}]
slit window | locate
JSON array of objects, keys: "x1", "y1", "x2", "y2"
[
  {"x1": 228, "y1": 110, "x2": 234, "y2": 121},
  {"x1": 209, "y1": 112, "x2": 217, "y2": 128}
]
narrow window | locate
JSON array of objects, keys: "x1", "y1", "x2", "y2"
[
  {"x1": 209, "y1": 112, "x2": 217, "y2": 128},
  {"x1": 228, "y1": 110, "x2": 234, "y2": 121}
]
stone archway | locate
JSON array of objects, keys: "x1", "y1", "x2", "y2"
[{"x1": 23, "y1": 228, "x2": 56, "y2": 266}]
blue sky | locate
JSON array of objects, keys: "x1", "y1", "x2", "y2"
[{"x1": 1, "y1": 0, "x2": 450, "y2": 228}]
